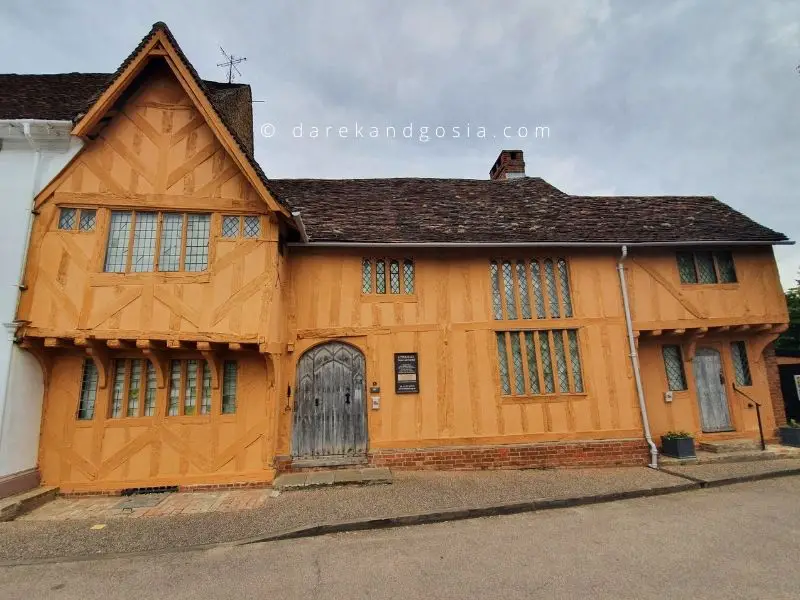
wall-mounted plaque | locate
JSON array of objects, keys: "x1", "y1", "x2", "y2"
[{"x1": 394, "y1": 353, "x2": 419, "y2": 394}]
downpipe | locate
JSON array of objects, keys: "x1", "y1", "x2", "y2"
[{"x1": 617, "y1": 246, "x2": 659, "y2": 469}]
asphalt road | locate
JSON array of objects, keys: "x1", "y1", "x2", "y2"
[{"x1": 1, "y1": 476, "x2": 799, "y2": 599}]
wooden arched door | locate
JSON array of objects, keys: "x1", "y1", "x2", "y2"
[{"x1": 292, "y1": 342, "x2": 367, "y2": 458}]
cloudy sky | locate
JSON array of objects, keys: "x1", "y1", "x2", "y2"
[{"x1": 2, "y1": 0, "x2": 799, "y2": 286}]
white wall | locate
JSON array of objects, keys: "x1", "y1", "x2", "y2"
[{"x1": 0, "y1": 122, "x2": 82, "y2": 480}]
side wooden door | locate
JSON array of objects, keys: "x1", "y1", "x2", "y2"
[
  {"x1": 292, "y1": 342, "x2": 367, "y2": 458},
  {"x1": 693, "y1": 346, "x2": 734, "y2": 433}
]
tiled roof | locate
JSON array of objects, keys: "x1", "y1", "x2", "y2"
[
  {"x1": 269, "y1": 177, "x2": 789, "y2": 244},
  {"x1": 0, "y1": 22, "x2": 264, "y2": 198}
]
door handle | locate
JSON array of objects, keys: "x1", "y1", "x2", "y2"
[{"x1": 315, "y1": 398, "x2": 320, "y2": 407}]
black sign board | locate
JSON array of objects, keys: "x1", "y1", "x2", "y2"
[{"x1": 394, "y1": 353, "x2": 419, "y2": 394}]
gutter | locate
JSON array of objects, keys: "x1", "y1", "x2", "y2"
[
  {"x1": 617, "y1": 245, "x2": 658, "y2": 469},
  {"x1": 291, "y1": 211, "x2": 310, "y2": 243},
  {"x1": 288, "y1": 240, "x2": 793, "y2": 248}
]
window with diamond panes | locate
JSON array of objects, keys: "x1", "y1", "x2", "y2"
[
  {"x1": 59, "y1": 207, "x2": 97, "y2": 232},
  {"x1": 221, "y1": 215, "x2": 261, "y2": 239},
  {"x1": 730, "y1": 341, "x2": 752, "y2": 386},
  {"x1": 77, "y1": 359, "x2": 98, "y2": 420},
  {"x1": 108, "y1": 359, "x2": 155, "y2": 418},
  {"x1": 489, "y1": 258, "x2": 574, "y2": 320},
  {"x1": 362, "y1": 258, "x2": 415, "y2": 295},
  {"x1": 104, "y1": 211, "x2": 211, "y2": 273},
  {"x1": 222, "y1": 215, "x2": 240, "y2": 238},
  {"x1": 222, "y1": 361, "x2": 238, "y2": 414},
  {"x1": 662, "y1": 345, "x2": 687, "y2": 391},
  {"x1": 58, "y1": 207, "x2": 77, "y2": 230},
  {"x1": 495, "y1": 329, "x2": 584, "y2": 397},
  {"x1": 676, "y1": 251, "x2": 737, "y2": 284}
]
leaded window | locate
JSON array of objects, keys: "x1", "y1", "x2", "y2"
[
  {"x1": 662, "y1": 345, "x2": 687, "y2": 391},
  {"x1": 130, "y1": 212, "x2": 158, "y2": 272},
  {"x1": 731, "y1": 341, "x2": 752, "y2": 386},
  {"x1": 104, "y1": 210, "x2": 211, "y2": 273},
  {"x1": 59, "y1": 207, "x2": 96, "y2": 232},
  {"x1": 184, "y1": 214, "x2": 211, "y2": 271},
  {"x1": 58, "y1": 207, "x2": 77, "y2": 230},
  {"x1": 108, "y1": 359, "x2": 153, "y2": 418},
  {"x1": 167, "y1": 359, "x2": 220, "y2": 416},
  {"x1": 222, "y1": 361, "x2": 238, "y2": 414},
  {"x1": 496, "y1": 329, "x2": 584, "y2": 396},
  {"x1": 362, "y1": 258, "x2": 415, "y2": 296},
  {"x1": 389, "y1": 260, "x2": 401, "y2": 294},
  {"x1": 489, "y1": 258, "x2": 574, "y2": 320},
  {"x1": 221, "y1": 215, "x2": 262, "y2": 239},
  {"x1": 77, "y1": 359, "x2": 98, "y2": 420},
  {"x1": 676, "y1": 251, "x2": 737, "y2": 284}
]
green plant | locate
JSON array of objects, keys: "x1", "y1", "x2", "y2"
[
  {"x1": 786, "y1": 419, "x2": 800, "y2": 429},
  {"x1": 777, "y1": 276, "x2": 800, "y2": 351},
  {"x1": 662, "y1": 431, "x2": 693, "y2": 440}
]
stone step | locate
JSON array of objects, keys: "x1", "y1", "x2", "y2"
[
  {"x1": 698, "y1": 439, "x2": 760, "y2": 453},
  {"x1": 0, "y1": 486, "x2": 58, "y2": 522},
  {"x1": 274, "y1": 468, "x2": 392, "y2": 491},
  {"x1": 659, "y1": 444, "x2": 800, "y2": 466}
]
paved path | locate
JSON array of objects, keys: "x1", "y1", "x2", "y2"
[{"x1": 1, "y1": 477, "x2": 798, "y2": 599}]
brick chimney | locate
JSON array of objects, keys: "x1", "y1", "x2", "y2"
[{"x1": 489, "y1": 150, "x2": 525, "y2": 180}]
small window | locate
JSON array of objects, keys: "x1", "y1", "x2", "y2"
[
  {"x1": 77, "y1": 359, "x2": 98, "y2": 420},
  {"x1": 490, "y1": 258, "x2": 573, "y2": 321},
  {"x1": 221, "y1": 215, "x2": 261, "y2": 239},
  {"x1": 362, "y1": 258, "x2": 415, "y2": 296},
  {"x1": 495, "y1": 329, "x2": 583, "y2": 396},
  {"x1": 676, "y1": 251, "x2": 737, "y2": 284},
  {"x1": 166, "y1": 359, "x2": 218, "y2": 416},
  {"x1": 731, "y1": 341, "x2": 752, "y2": 386},
  {"x1": 222, "y1": 361, "x2": 238, "y2": 414},
  {"x1": 662, "y1": 345, "x2": 687, "y2": 391},
  {"x1": 58, "y1": 207, "x2": 96, "y2": 232}
]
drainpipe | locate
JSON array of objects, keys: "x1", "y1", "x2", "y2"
[{"x1": 617, "y1": 245, "x2": 658, "y2": 469}]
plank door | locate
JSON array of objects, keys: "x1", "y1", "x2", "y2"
[
  {"x1": 292, "y1": 342, "x2": 367, "y2": 458},
  {"x1": 693, "y1": 346, "x2": 734, "y2": 433}
]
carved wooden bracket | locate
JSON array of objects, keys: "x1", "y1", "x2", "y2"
[
  {"x1": 19, "y1": 339, "x2": 53, "y2": 387},
  {"x1": 682, "y1": 327, "x2": 708, "y2": 362},
  {"x1": 197, "y1": 342, "x2": 220, "y2": 390},
  {"x1": 84, "y1": 339, "x2": 110, "y2": 389},
  {"x1": 137, "y1": 339, "x2": 168, "y2": 388},
  {"x1": 750, "y1": 328, "x2": 786, "y2": 360},
  {"x1": 258, "y1": 345, "x2": 277, "y2": 389}
]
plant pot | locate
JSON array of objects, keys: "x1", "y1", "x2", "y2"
[
  {"x1": 778, "y1": 427, "x2": 800, "y2": 448},
  {"x1": 660, "y1": 436, "x2": 696, "y2": 459}
]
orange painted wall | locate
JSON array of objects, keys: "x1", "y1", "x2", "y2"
[
  {"x1": 274, "y1": 248, "x2": 645, "y2": 455},
  {"x1": 23, "y1": 64, "x2": 286, "y2": 492}
]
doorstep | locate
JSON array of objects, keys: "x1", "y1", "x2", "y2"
[
  {"x1": 273, "y1": 467, "x2": 392, "y2": 490},
  {"x1": 659, "y1": 444, "x2": 800, "y2": 466},
  {"x1": 0, "y1": 486, "x2": 58, "y2": 522}
]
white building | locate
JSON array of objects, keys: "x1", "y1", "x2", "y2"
[{"x1": 0, "y1": 113, "x2": 84, "y2": 497}]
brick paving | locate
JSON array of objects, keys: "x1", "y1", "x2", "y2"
[{"x1": 19, "y1": 489, "x2": 273, "y2": 521}]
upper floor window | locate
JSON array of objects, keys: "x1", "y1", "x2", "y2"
[
  {"x1": 362, "y1": 258, "x2": 414, "y2": 295},
  {"x1": 104, "y1": 210, "x2": 210, "y2": 273},
  {"x1": 222, "y1": 215, "x2": 262, "y2": 239},
  {"x1": 730, "y1": 341, "x2": 752, "y2": 386},
  {"x1": 490, "y1": 258, "x2": 573, "y2": 321},
  {"x1": 58, "y1": 207, "x2": 96, "y2": 232},
  {"x1": 676, "y1": 251, "x2": 736, "y2": 284}
]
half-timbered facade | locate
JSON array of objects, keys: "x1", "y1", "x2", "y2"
[{"x1": 2, "y1": 23, "x2": 791, "y2": 493}]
